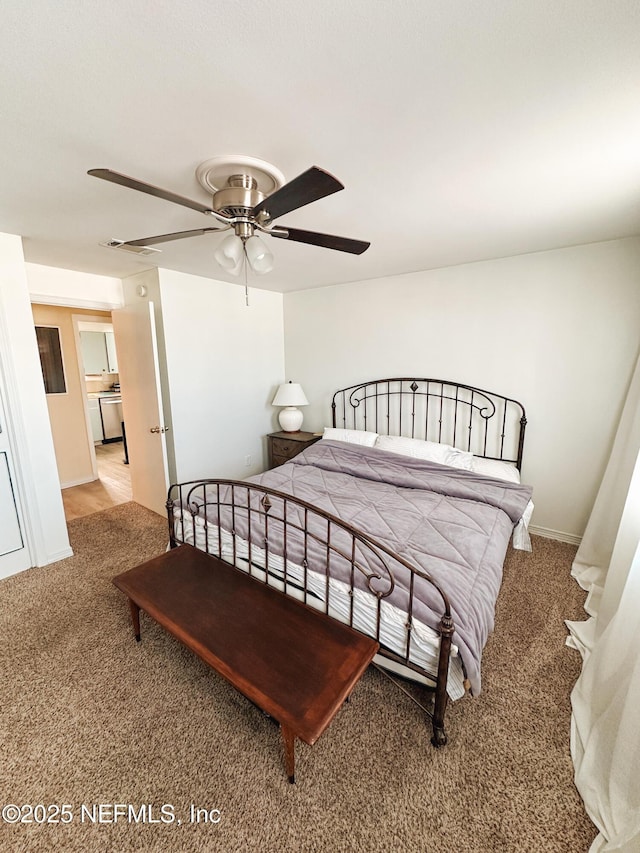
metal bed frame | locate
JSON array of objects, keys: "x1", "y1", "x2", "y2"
[
  {"x1": 166, "y1": 377, "x2": 528, "y2": 747},
  {"x1": 332, "y1": 377, "x2": 526, "y2": 468}
]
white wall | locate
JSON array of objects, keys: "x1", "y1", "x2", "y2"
[
  {"x1": 6, "y1": 237, "x2": 639, "y2": 554},
  {"x1": 158, "y1": 271, "x2": 285, "y2": 481},
  {"x1": 26, "y1": 263, "x2": 123, "y2": 309},
  {"x1": 283, "y1": 237, "x2": 640, "y2": 541},
  {"x1": 0, "y1": 235, "x2": 71, "y2": 568}
]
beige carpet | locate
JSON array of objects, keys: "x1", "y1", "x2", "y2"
[{"x1": 1, "y1": 502, "x2": 595, "y2": 852}]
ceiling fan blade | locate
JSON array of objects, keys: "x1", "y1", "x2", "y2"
[
  {"x1": 122, "y1": 227, "x2": 227, "y2": 247},
  {"x1": 271, "y1": 226, "x2": 370, "y2": 255},
  {"x1": 88, "y1": 168, "x2": 216, "y2": 215},
  {"x1": 252, "y1": 166, "x2": 344, "y2": 223}
]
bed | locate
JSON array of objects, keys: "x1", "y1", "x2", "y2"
[{"x1": 167, "y1": 377, "x2": 533, "y2": 746}]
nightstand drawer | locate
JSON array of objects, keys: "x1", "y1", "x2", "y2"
[
  {"x1": 267, "y1": 431, "x2": 321, "y2": 469},
  {"x1": 271, "y1": 452, "x2": 291, "y2": 468},
  {"x1": 271, "y1": 438, "x2": 300, "y2": 458}
]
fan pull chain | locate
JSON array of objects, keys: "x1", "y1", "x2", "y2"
[{"x1": 243, "y1": 246, "x2": 250, "y2": 306}]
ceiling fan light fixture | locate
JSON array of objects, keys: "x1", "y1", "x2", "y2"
[
  {"x1": 89, "y1": 161, "x2": 369, "y2": 282},
  {"x1": 214, "y1": 233, "x2": 243, "y2": 274},
  {"x1": 245, "y1": 234, "x2": 274, "y2": 275}
]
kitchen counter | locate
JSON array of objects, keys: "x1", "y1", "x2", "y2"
[{"x1": 87, "y1": 391, "x2": 121, "y2": 399}]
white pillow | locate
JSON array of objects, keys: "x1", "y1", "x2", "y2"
[
  {"x1": 446, "y1": 446, "x2": 474, "y2": 471},
  {"x1": 322, "y1": 427, "x2": 379, "y2": 446},
  {"x1": 374, "y1": 435, "x2": 473, "y2": 470},
  {"x1": 470, "y1": 457, "x2": 521, "y2": 484}
]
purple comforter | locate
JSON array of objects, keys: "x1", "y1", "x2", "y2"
[{"x1": 246, "y1": 440, "x2": 532, "y2": 695}]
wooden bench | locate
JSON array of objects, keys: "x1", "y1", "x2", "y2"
[{"x1": 112, "y1": 543, "x2": 378, "y2": 783}]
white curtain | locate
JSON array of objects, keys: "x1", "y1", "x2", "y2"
[{"x1": 566, "y1": 350, "x2": 640, "y2": 852}]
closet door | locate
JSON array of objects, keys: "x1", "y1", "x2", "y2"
[{"x1": 0, "y1": 383, "x2": 31, "y2": 578}]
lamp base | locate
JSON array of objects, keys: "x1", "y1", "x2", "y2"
[{"x1": 278, "y1": 406, "x2": 304, "y2": 432}]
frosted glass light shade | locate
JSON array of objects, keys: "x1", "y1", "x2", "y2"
[
  {"x1": 214, "y1": 234, "x2": 243, "y2": 275},
  {"x1": 245, "y1": 234, "x2": 274, "y2": 274},
  {"x1": 272, "y1": 382, "x2": 309, "y2": 433}
]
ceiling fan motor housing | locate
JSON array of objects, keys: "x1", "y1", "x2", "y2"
[{"x1": 212, "y1": 174, "x2": 265, "y2": 218}]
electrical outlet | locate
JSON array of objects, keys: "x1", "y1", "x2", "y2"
[{"x1": 244, "y1": 455, "x2": 252, "y2": 468}]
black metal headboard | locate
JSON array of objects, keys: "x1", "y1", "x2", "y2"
[{"x1": 331, "y1": 377, "x2": 527, "y2": 470}]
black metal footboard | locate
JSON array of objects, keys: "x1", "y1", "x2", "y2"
[{"x1": 166, "y1": 479, "x2": 455, "y2": 747}]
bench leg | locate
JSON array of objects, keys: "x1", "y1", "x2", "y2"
[
  {"x1": 281, "y1": 725, "x2": 296, "y2": 784},
  {"x1": 129, "y1": 599, "x2": 141, "y2": 642}
]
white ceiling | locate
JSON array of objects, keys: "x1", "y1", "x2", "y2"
[{"x1": 2, "y1": 0, "x2": 640, "y2": 293}]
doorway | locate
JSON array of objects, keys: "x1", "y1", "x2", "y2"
[
  {"x1": 65, "y1": 314, "x2": 132, "y2": 521},
  {"x1": 31, "y1": 289, "x2": 170, "y2": 525},
  {"x1": 30, "y1": 303, "x2": 132, "y2": 523}
]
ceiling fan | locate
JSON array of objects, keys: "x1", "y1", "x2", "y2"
[{"x1": 88, "y1": 155, "x2": 370, "y2": 276}]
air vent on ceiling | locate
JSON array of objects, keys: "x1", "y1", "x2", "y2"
[{"x1": 100, "y1": 239, "x2": 162, "y2": 256}]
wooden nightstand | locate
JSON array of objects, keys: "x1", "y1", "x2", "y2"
[{"x1": 268, "y1": 431, "x2": 321, "y2": 469}]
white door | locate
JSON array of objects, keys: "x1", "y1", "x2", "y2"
[
  {"x1": 112, "y1": 301, "x2": 170, "y2": 516},
  {"x1": 0, "y1": 382, "x2": 31, "y2": 578}
]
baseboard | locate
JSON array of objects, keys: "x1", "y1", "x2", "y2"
[
  {"x1": 529, "y1": 524, "x2": 582, "y2": 546},
  {"x1": 40, "y1": 546, "x2": 74, "y2": 565},
  {"x1": 61, "y1": 475, "x2": 96, "y2": 489}
]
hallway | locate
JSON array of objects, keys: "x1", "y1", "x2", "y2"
[{"x1": 61, "y1": 441, "x2": 132, "y2": 521}]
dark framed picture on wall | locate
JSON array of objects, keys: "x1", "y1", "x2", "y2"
[{"x1": 35, "y1": 326, "x2": 66, "y2": 394}]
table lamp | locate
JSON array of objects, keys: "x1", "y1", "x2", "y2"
[{"x1": 272, "y1": 382, "x2": 309, "y2": 432}]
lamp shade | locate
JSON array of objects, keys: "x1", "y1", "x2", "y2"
[{"x1": 272, "y1": 382, "x2": 309, "y2": 407}]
